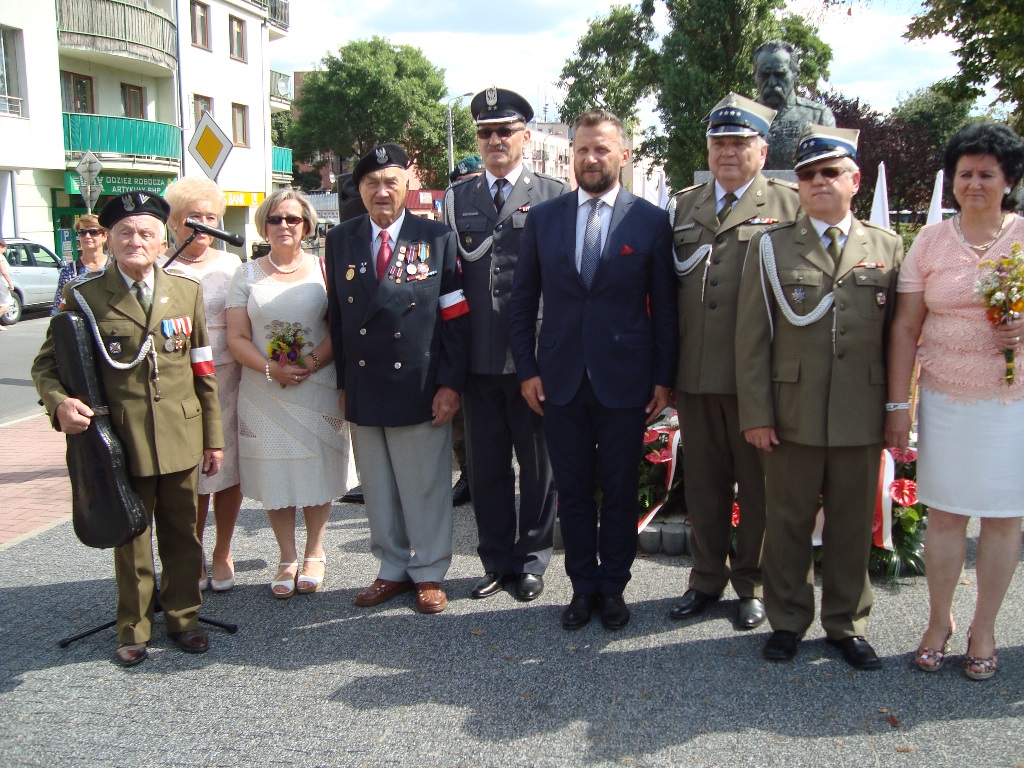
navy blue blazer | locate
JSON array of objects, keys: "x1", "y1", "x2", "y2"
[
  {"x1": 508, "y1": 187, "x2": 678, "y2": 409},
  {"x1": 325, "y1": 211, "x2": 470, "y2": 427}
]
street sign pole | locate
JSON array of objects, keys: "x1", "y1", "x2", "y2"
[{"x1": 75, "y1": 151, "x2": 104, "y2": 214}]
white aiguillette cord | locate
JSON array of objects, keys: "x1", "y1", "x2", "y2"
[
  {"x1": 758, "y1": 232, "x2": 834, "y2": 341},
  {"x1": 443, "y1": 188, "x2": 494, "y2": 262}
]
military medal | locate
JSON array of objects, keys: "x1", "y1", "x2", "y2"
[
  {"x1": 346, "y1": 267, "x2": 355, "y2": 281},
  {"x1": 417, "y1": 263, "x2": 429, "y2": 275},
  {"x1": 164, "y1": 338, "x2": 176, "y2": 352},
  {"x1": 875, "y1": 291, "x2": 887, "y2": 306},
  {"x1": 108, "y1": 340, "x2": 122, "y2": 356},
  {"x1": 791, "y1": 288, "x2": 806, "y2": 305},
  {"x1": 407, "y1": 263, "x2": 418, "y2": 275}
]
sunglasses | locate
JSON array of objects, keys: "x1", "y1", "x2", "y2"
[
  {"x1": 795, "y1": 166, "x2": 851, "y2": 182},
  {"x1": 476, "y1": 126, "x2": 525, "y2": 140},
  {"x1": 266, "y1": 215, "x2": 305, "y2": 226},
  {"x1": 77, "y1": 228, "x2": 103, "y2": 237}
]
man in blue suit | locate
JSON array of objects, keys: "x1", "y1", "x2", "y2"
[{"x1": 509, "y1": 110, "x2": 678, "y2": 630}]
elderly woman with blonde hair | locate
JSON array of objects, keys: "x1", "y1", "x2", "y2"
[
  {"x1": 226, "y1": 187, "x2": 351, "y2": 598},
  {"x1": 159, "y1": 176, "x2": 244, "y2": 592}
]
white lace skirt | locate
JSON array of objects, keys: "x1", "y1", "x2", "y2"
[{"x1": 917, "y1": 387, "x2": 1024, "y2": 517}]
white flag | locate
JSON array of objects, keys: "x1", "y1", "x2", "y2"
[
  {"x1": 869, "y1": 161, "x2": 890, "y2": 229},
  {"x1": 926, "y1": 170, "x2": 944, "y2": 225}
]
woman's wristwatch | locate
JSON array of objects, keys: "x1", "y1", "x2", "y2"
[{"x1": 885, "y1": 402, "x2": 910, "y2": 412}]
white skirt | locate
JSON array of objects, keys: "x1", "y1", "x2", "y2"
[{"x1": 917, "y1": 388, "x2": 1024, "y2": 517}]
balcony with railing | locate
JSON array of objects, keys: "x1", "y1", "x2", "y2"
[
  {"x1": 64, "y1": 113, "x2": 181, "y2": 169},
  {"x1": 57, "y1": 0, "x2": 177, "y2": 72},
  {"x1": 269, "y1": 70, "x2": 291, "y2": 113},
  {"x1": 272, "y1": 146, "x2": 293, "y2": 178},
  {"x1": 250, "y1": 0, "x2": 289, "y2": 38}
]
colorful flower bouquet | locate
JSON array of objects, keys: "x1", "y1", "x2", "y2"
[
  {"x1": 975, "y1": 240, "x2": 1024, "y2": 385},
  {"x1": 638, "y1": 410, "x2": 683, "y2": 531},
  {"x1": 266, "y1": 320, "x2": 309, "y2": 389},
  {"x1": 868, "y1": 444, "x2": 927, "y2": 580}
]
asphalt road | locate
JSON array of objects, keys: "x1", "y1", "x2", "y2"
[{"x1": 0, "y1": 310, "x2": 51, "y2": 425}]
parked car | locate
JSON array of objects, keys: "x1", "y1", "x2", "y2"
[{"x1": 2, "y1": 238, "x2": 63, "y2": 325}]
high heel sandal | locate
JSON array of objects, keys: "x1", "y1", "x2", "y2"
[
  {"x1": 211, "y1": 557, "x2": 235, "y2": 593},
  {"x1": 296, "y1": 556, "x2": 326, "y2": 594},
  {"x1": 914, "y1": 626, "x2": 954, "y2": 672},
  {"x1": 964, "y1": 627, "x2": 998, "y2": 681},
  {"x1": 271, "y1": 561, "x2": 299, "y2": 599}
]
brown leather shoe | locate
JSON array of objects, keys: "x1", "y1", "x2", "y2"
[
  {"x1": 354, "y1": 578, "x2": 415, "y2": 607},
  {"x1": 167, "y1": 629, "x2": 209, "y2": 654},
  {"x1": 415, "y1": 581, "x2": 448, "y2": 614},
  {"x1": 114, "y1": 642, "x2": 148, "y2": 667}
]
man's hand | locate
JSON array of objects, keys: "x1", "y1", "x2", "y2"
[
  {"x1": 645, "y1": 385, "x2": 674, "y2": 425},
  {"x1": 55, "y1": 398, "x2": 93, "y2": 434},
  {"x1": 743, "y1": 426, "x2": 779, "y2": 452},
  {"x1": 431, "y1": 386, "x2": 460, "y2": 426},
  {"x1": 520, "y1": 376, "x2": 546, "y2": 416},
  {"x1": 202, "y1": 449, "x2": 223, "y2": 477}
]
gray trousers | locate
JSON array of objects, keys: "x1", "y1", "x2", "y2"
[{"x1": 351, "y1": 420, "x2": 454, "y2": 583}]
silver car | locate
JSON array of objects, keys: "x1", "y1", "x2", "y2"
[{"x1": 2, "y1": 238, "x2": 64, "y2": 325}]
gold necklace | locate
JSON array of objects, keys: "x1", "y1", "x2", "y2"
[{"x1": 955, "y1": 213, "x2": 1009, "y2": 252}]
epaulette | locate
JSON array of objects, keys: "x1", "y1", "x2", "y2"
[
  {"x1": 766, "y1": 177, "x2": 798, "y2": 190},
  {"x1": 673, "y1": 183, "x2": 703, "y2": 198},
  {"x1": 761, "y1": 220, "x2": 794, "y2": 234},
  {"x1": 67, "y1": 268, "x2": 106, "y2": 287},
  {"x1": 163, "y1": 267, "x2": 201, "y2": 283},
  {"x1": 448, "y1": 175, "x2": 477, "y2": 190},
  {"x1": 860, "y1": 220, "x2": 901, "y2": 239},
  {"x1": 530, "y1": 171, "x2": 569, "y2": 186}
]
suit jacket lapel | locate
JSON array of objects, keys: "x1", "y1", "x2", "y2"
[
  {"x1": 470, "y1": 176, "x2": 498, "y2": 222},
  {"x1": 722, "y1": 174, "x2": 767, "y2": 230},
  {"x1": 792, "y1": 215, "x2": 835, "y2": 275},
  {"x1": 502, "y1": 171, "x2": 534, "y2": 218},
  {"x1": 103, "y1": 265, "x2": 148, "y2": 328},
  {"x1": 350, "y1": 217, "x2": 376, "y2": 302},
  {"x1": 148, "y1": 267, "x2": 174, "y2": 335},
  {"x1": 563, "y1": 193, "x2": 583, "y2": 288},
  {"x1": 602, "y1": 187, "x2": 634, "y2": 259},
  {"x1": 836, "y1": 217, "x2": 872, "y2": 278},
  {"x1": 363, "y1": 212, "x2": 415, "y2": 322},
  {"x1": 693, "y1": 183, "x2": 720, "y2": 233}
]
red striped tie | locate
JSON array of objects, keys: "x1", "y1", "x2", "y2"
[{"x1": 376, "y1": 231, "x2": 392, "y2": 281}]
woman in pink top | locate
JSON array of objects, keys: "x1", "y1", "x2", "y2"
[{"x1": 886, "y1": 122, "x2": 1024, "y2": 681}]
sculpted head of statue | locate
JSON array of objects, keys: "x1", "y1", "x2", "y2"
[{"x1": 754, "y1": 41, "x2": 799, "y2": 112}]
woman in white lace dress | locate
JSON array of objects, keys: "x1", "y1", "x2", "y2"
[
  {"x1": 161, "y1": 178, "x2": 243, "y2": 593},
  {"x1": 226, "y1": 188, "x2": 351, "y2": 598}
]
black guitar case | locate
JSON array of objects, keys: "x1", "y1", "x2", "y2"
[{"x1": 51, "y1": 311, "x2": 147, "y2": 548}]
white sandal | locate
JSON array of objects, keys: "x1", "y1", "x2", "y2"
[
  {"x1": 297, "y1": 556, "x2": 326, "y2": 594},
  {"x1": 271, "y1": 561, "x2": 299, "y2": 599}
]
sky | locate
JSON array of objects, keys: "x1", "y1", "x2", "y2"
[{"x1": 268, "y1": 0, "x2": 961, "y2": 129}]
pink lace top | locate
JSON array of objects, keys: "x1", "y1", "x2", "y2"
[{"x1": 898, "y1": 215, "x2": 1024, "y2": 403}]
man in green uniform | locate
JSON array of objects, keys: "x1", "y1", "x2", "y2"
[
  {"x1": 668, "y1": 92, "x2": 800, "y2": 631},
  {"x1": 736, "y1": 126, "x2": 902, "y2": 669},
  {"x1": 33, "y1": 191, "x2": 223, "y2": 667}
]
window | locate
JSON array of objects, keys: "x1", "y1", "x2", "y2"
[
  {"x1": 229, "y1": 16, "x2": 246, "y2": 61},
  {"x1": 191, "y1": 1, "x2": 210, "y2": 49},
  {"x1": 0, "y1": 26, "x2": 25, "y2": 117},
  {"x1": 60, "y1": 71, "x2": 94, "y2": 114},
  {"x1": 193, "y1": 94, "x2": 213, "y2": 128},
  {"x1": 231, "y1": 103, "x2": 248, "y2": 147},
  {"x1": 121, "y1": 84, "x2": 144, "y2": 119}
]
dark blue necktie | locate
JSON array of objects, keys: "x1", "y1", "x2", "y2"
[{"x1": 581, "y1": 198, "x2": 602, "y2": 288}]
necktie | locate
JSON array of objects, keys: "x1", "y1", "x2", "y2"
[
  {"x1": 376, "y1": 231, "x2": 392, "y2": 281},
  {"x1": 580, "y1": 198, "x2": 602, "y2": 288},
  {"x1": 133, "y1": 280, "x2": 152, "y2": 314},
  {"x1": 493, "y1": 179, "x2": 506, "y2": 212},
  {"x1": 825, "y1": 226, "x2": 843, "y2": 264},
  {"x1": 718, "y1": 192, "x2": 737, "y2": 225}
]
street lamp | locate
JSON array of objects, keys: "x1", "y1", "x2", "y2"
[{"x1": 447, "y1": 92, "x2": 473, "y2": 173}]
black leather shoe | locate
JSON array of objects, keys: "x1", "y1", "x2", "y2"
[
  {"x1": 600, "y1": 593, "x2": 631, "y2": 630},
  {"x1": 763, "y1": 630, "x2": 801, "y2": 661},
  {"x1": 562, "y1": 593, "x2": 599, "y2": 630},
  {"x1": 828, "y1": 635, "x2": 881, "y2": 670},
  {"x1": 451, "y1": 474, "x2": 471, "y2": 506},
  {"x1": 340, "y1": 485, "x2": 364, "y2": 504},
  {"x1": 669, "y1": 589, "x2": 719, "y2": 620},
  {"x1": 471, "y1": 572, "x2": 507, "y2": 599},
  {"x1": 736, "y1": 597, "x2": 766, "y2": 630},
  {"x1": 168, "y1": 629, "x2": 209, "y2": 654},
  {"x1": 516, "y1": 573, "x2": 544, "y2": 601}
]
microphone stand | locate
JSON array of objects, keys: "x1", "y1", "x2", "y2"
[{"x1": 161, "y1": 230, "x2": 200, "y2": 270}]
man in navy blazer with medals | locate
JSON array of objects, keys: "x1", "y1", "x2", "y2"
[
  {"x1": 736, "y1": 127, "x2": 902, "y2": 669},
  {"x1": 509, "y1": 110, "x2": 677, "y2": 630},
  {"x1": 32, "y1": 191, "x2": 224, "y2": 666},
  {"x1": 326, "y1": 143, "x2": 470, "y2": 614},
  {"x1": 443, "y1": 88, "x2": 568, "y2": 603}
]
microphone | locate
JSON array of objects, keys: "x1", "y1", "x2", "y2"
[{"x1": 184, "y1": 218, "x2": 245, "y2": 247}]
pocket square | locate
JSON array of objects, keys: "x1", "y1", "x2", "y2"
[{"x1": 619, "y1": 244, "x2": 635, "y2": 255}]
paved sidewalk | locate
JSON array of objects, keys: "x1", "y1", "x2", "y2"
[{"x1": 0, "y1": 413, "x2": 71, "y2": 549}]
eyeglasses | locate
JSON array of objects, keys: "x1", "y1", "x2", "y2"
[
  {"x1": 77, "y1": 228, "x2": 103, "y2": 237},
  {"x1": 795, "y1": 166, "x2": 851, "y2": 182},
  {"x1": 476, "y1": 126, "x2": 525, "y2": 140},
  {"x1": 266, "y1": 215, "x2": 305, "y2": 226}
]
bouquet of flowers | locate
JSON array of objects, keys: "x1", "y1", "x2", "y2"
[
  {"x1": 266, "y1": 321, "x2": 309, "y2": 389},
  {"x1": 975, "y1": 240, "x2": 1024, "y2": 385},
  {"x1": 868, "y1": 444, "x2": 927, "y2": 580},
  {"x1": 637, "y1": 410, "x2": 683, "y2": 530}
]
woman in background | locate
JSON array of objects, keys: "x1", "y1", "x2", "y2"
[{"x1": 51, "y1": 216, "x2": 110, "y2": 315}]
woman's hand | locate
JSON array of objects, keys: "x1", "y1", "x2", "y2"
[
  {"x1": 884, "y1": 410, "x2": 912, "y2": 452},
  {"x1": 269, "y1": 358, "x2": 312, "y2": 387},
  {"x1": 993, "y1": 315, "x2": 1024, "y2": 350}
]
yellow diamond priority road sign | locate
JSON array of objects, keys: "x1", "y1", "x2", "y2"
[{"x1": 188, "y1": 112, "x2": 233, "y2": 180}]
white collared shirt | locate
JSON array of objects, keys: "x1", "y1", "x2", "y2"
[
  {"x1": 575, "y1": 185, "x2": 620, "y2": 272},
  {"x1": 713, "y1": 178, "x2": 754, "y2": 215},
  {"x1": 370, "y1": 210, "x2": 406, "y2": 261},
  {"x1": 809, "y1": 212, "x2": 853, "y2": 251},
  {"x1": 117, "y1": 264, "x2": 154, "y2": 293},
  {"x1": 485, "y1": 164, "x2": 525, "y2": 206}
]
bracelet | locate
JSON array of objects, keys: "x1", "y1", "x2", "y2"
[
  {"x1": 885, "y1": 402, "x2": 910, "y2": 412},
  {"x1": 309, "y1": 351, "x2": 321, "y2": 372},
  {"x1": 265, "y1": 361, "x2": 274, "y2": 383}
]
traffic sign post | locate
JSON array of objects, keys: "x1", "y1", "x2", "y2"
[{"x1": 75, "y1": 151, "x2": 103, "y2": 214}]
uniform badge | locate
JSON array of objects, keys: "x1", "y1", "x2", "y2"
[
  {"x1": 457, "y1": 162, "x2": 468, "y2": 174},
  {"x1": 346, "y1": 267, "x2": 355, "y2": 281},
  {"x1": 164, "y1": 338, "x2": 176, "y2": 352},
  {"x1": 375, "y1": 146, "x2": 388, "y2": 163},
  {"x1": 791, "y1": 288, "x2": 806, "y2": 305},
  {"x1": 485, "y1": 86, "x2": 497, "y2": 107},
  {"x1": 122, "y1": 194, "x2": 136, "y2": 211},
  {"x1": 407, "y1": 263, "x2": 418, "y2": 275},
  {"x1": 107, "y1": 340, "x2": 124, "y2": 358},
  {"x1": 359, "y1": 263, "x2": 367, "y2": 274},
  {"x1": 465, "y1": 235, "x2": 473, "y2": 247},
  {"x1": 875, "y1": 291, "x2": 887, "y2": 307}
]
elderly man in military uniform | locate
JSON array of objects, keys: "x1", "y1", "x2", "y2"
[
  {"x1": 32, "y1": 191, "x2": 224, "y2": 667},
  {"x1": 667, "y1": 92, "x2": 800, "y2": 632},
  {"x1": 754, "y1": 40, "x2": 836, "y2": 171},
  {"x1": 736, "y1": 126, "x2": 902, "y2": 669},
  {"x1": 326, "y1": 143, "x2": 470, "y2": 614},
  {"x1": 442, "y1": 88, "x2": 568, "y2": 602}
]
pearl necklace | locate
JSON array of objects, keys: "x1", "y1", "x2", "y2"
[
  {"x1": 177, "y1": 251, "x2": 209, "y2": 263},
  {"x1": 955, "y1": 213, "x2": 1010, "y2": 252},
  {"x1": 267, "y1": 253, "x2": 304, "y2": 274}
]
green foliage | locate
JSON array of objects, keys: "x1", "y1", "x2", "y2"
[
  {"x1": 270, "y1": 111, "x2": 293, "y2": 146},
  {"x1": 291, "y1": 168, "x2": 324, "y2": 193},
  {"x1": 287, "y1": 37, "x2": 476, "y2": 189}
]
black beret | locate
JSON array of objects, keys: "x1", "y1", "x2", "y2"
[
  {"x1": 471, "y1": 87, "x2": 534, "y2": 125},
  {"x1": 353, "y1": 143, "x2": 411, "y2": 186},
  {"x1": 98, "y1": 190, "x2": 171, "y2": 229}
]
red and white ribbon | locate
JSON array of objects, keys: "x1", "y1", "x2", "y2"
[{"x1": 190, "y1": 345, "x2": 215, "y2": 376}]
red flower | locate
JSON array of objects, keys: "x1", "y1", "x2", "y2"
[
  {"x1": 731, "y1": 501, "x2": 740, "y2": 527},
  {"x1": 889, "y1": 478, "x2": 918, "y2": 507},
  {"x1": 643, "y1": 429, "x2": 659, "y2": 444},
  {"x1": 648, "y1": 447, "x2": 674, "y2": 464},
  {"x1": 888, "y1": 447, "x2": 917, "y2": 464}
]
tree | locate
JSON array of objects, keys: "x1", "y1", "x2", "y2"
[
  {"x1": 821, "y1": 90, "x2": 886, "y2": 219},
  {"x1": 288, "y1": 37, "x2": 476, "y2": 189}
]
